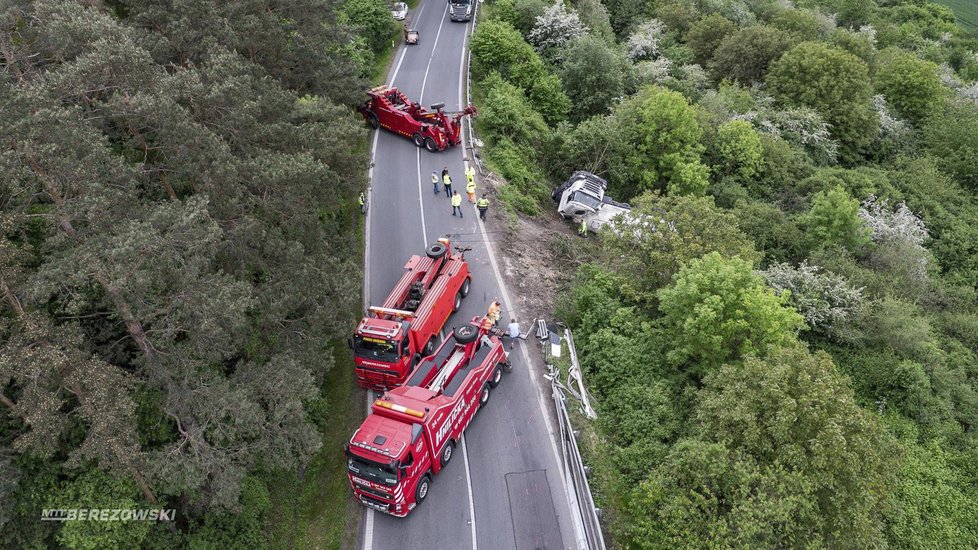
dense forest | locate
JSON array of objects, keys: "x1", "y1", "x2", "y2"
[
  {"x1": 0, "y1": 0, "x2": 388, "y2": 547},
  {"x1": 469, "y1": 0, "x2": 978, "y2": 547}
]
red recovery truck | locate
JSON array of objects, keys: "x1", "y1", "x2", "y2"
[
  {"x1": 350, "y1": 238, "x2": 471, "y2": 390},
  {"x1": 357, "y1": 85, "x2": 477, "y2": 152},
  {"x1": 345, "y1": 318, "x2": 510, "y2": 517}
]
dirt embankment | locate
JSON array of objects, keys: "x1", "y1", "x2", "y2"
[{"x1": 477, "y1": 171, "x2": 595, "y2": 325}]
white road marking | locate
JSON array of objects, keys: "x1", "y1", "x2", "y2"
[
  {"x1": 388, "y1": 47, "x2": 407, "y2": 86},
  {"x1": 416, "y1": 147, "x2": 430, "y2": 244},
  {"x1": 461, "y1": 435, "x2": 479, "y2": 550},
  {"x1": 418, "y1": 4, "x2": 450, "y2": 105}
]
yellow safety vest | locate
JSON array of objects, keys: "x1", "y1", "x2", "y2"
[
  {"x1": 451, "y1": 194, "x2": 462, "y2": 206},
  {"x1": 466, "y1": 181, "x2": 476, "y2": 193},
  {"x1": 477, "y1": 198, "x2": 489, "y2": 208},
  {"x1": 443, "y1": 174, "x2": 451, "y2": 185},
  {"x1": 431, "y1": 173, "x2": 438, "y2": 184}
]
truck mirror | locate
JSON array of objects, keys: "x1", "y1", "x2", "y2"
[{"x1": 346, "y1": 338, "x2": 354, "y2": 350}]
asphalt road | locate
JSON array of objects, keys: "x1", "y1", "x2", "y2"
[{"x1": 359, "y1": 2, "x2": 580, "y2": 549}]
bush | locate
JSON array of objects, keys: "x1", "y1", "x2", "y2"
[{"x1": 187, "y1": 477, "x2": 271, "y2": 550}]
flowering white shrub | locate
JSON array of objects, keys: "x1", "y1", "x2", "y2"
[
  {"x1": 859, "y1": 195, "x2": 930, "y2": 284},
  {"x1": 939, "y1": 63, "x2": 978, "y2": 104},
  {"x1": 634, "y1": 58, "x2": 673, "y2": 84},
  {"x1": 731, "y1": 100, "x2": 839, "y2": 164},
  {"x1": 873, "y1": 94, "x2": 911, "y2": 138},
  {"x1": 858, "y1": 195, "x2": 928, "y2": 247},
  {"x1": 760, "y1": 261, "x2": 864, "y2": 330},
  {"x1": 857, "y1": 24, "x2": 877, "y2": 46},
  {"x1": 528, "y1": 1, "x2": 587, "y2": 56},
  {"x1": 625, "y1": 19, "x2": 666, "y2": 62}
]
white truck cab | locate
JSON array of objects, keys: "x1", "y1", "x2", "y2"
[{"x1": 551, "y1": 171, "x2": 632, "y2": 232}]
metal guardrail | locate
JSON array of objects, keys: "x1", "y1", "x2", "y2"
[{"x1": 540, "y1": 323, "x2": 607, "y2": 550}]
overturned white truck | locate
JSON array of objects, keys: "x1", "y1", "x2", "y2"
[{"x1": 551, "y1": 171, "x2": 632, "y2": 233}]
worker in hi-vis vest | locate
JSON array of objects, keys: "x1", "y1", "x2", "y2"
[{"x1": 466, "y1": 179, "x2": 476, "y2": 203}]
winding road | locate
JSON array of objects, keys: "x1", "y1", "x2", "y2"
[{"x1": 359, "y1": 2, "x2": 580, "y2": 549}]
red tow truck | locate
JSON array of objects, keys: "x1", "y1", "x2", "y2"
[
  {"x1": 351, "y1": 238, "x2": 471, "y2": 390},
  {"x1": 357, "y1": 85, "x2": 477, "y2": 152},
  {"x1": 345, "y1": 318, "x2": 510, "y2": 517}
]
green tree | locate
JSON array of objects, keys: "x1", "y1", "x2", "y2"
[
  {"x1": 804, "y1": 186, "x2": 870, "y2": 251},
  {"x1": 610, "y1": 86, "x2": 706, "y2": 198},
  {"x1": 876, "y1": 50, "x2": 948, "y2": 125},
  {"x1": 710, "y1": 25, "x2": 793, "y2": 84},
  {"x1": 341, "y1": 0, "x2": 396, "y2": 53},
  {"x1": 922, "y1": 102, "x2": 978, "y2": 191},
  {"x1": 712, "y1": 119, "x2": 764, "y2": 180},
  {"x1": 626, "y1": 345, "x2": 899, "y2": 549},
  {"x1": 657, "y1": 252, "x2": 804, "y2": 376},
  {"x1": 685, "y1": 14, "x2": 736, "y2": 67},
  {"x1": 600, "y1": 194, "x2": 759, "y2": 301},
  {"x1": 55, "y1": 470, "x2": 153, "y2": 550},
  {"x1": 557, "y1": 35, "x2": 631, "y2": 121},
  {"x1": 479, "y1": 72, "x2": 550, "y2": 146},
  {"x1": 768, "y1": 42, "x2": 879, "y2": 163},
  {"x1": 470, "y1": 19, "x2": 535, "y2": 79},
  {"x1": 667, "y1": 160, "x2": 710, "y2": 196}
]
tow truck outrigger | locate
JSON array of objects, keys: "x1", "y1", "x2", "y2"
[{"x1": 357, "y1": 85, "x2": 477, "y2": 152}]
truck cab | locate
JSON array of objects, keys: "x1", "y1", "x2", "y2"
[
  {"x1": 552, "y1": 171, "x2": 632, "y2": 233},
  {"x1": 449, "y1": 0, "x2": 472, "y2": 21},
  {"x1": 351, "y1": 318, "x2": 414, "y2": 389}
]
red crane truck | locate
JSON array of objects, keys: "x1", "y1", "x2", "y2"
[
  {"x1": 345, "y1": 318, "x2": 510, "y2": 517},
  {"x1": 356, "y1": 85, "x2": 477, "y2": 152},
  {"x1": 350, "y1": 238, "x2": 471, "y2": 390}
]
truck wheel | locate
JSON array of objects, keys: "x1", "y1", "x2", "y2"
[
  {"x1": 453, "y1": 292, "x2": 461, "y2": 313},
  {"x1": 424, "y1": 337, "x2": 436, "y2": 356},
  {"x1": 415, "y1": 474, "x2": 431, "y2": 505},
  {"x1": 412, "y1": 133, "x2": 424, "y2": 147},
  {"x1": 479, "y1": 383, "x2": 490, "y2": 408},
  {"x1": 440, "y1": 441, "x2": 454, "y2": 467},
  {"x1": 367, "y1": 112, "x2": 379, "y2": 130},
  {"x1": 488, "y1": 365, "x2": 503, "y2": 388},
  {"x1": 460, "y1": 277, "x2": 470, "y2": 297},
  {"x1": 424, "y1": 137, "x2": 437, "y2": 152},
  {"x1": 425, "y1": 241, "x2": 448, "y2": 259},
  {"x1": 454, "y1": 323, "x2": 479, "y2": 344}
]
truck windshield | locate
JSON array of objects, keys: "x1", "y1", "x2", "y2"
[
  {"x1": 348, "y1": 456, "x2": 398, "y2": 486},
  {"x1": 568, "y1": 191, "x2": 601, "y2": 211},
  {"x1": 450, "y1": 0, "x2": 469, "y2": 4},
  {"x1": 353, "y1": 337, "x2": 401, "y2": 363}
]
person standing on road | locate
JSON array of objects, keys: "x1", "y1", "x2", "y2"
[
  {"x1": 487, "y1": 300, "x2": 501, "y2": 327},
  {"x1": 465, "y1": 164, "x2": 476, "y2": 185},
  {"x1": 431, "y1": 171, "x2": 440, "y2": 195},
  {"x1": 477, "y1": 193, "x2": 489, "y2": 221},
  {"x1": 442, "y1": 166, "x2": 449, "y2": 182},
  {"x1": 444, "y1": 172, "x2": 453, "y2": 199},
  {"x1": 358, "y1": 192, "x2": 366, "y2": 215},
  {"x1": 507, "y1": 318, "x2": 521, "y2": 349},
  {"x1": 465, "y1": 169, "x2": 475, "y2": 204},
  {"x1": 451, "y1": 191, "x2": 463, "y2": 217}
]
